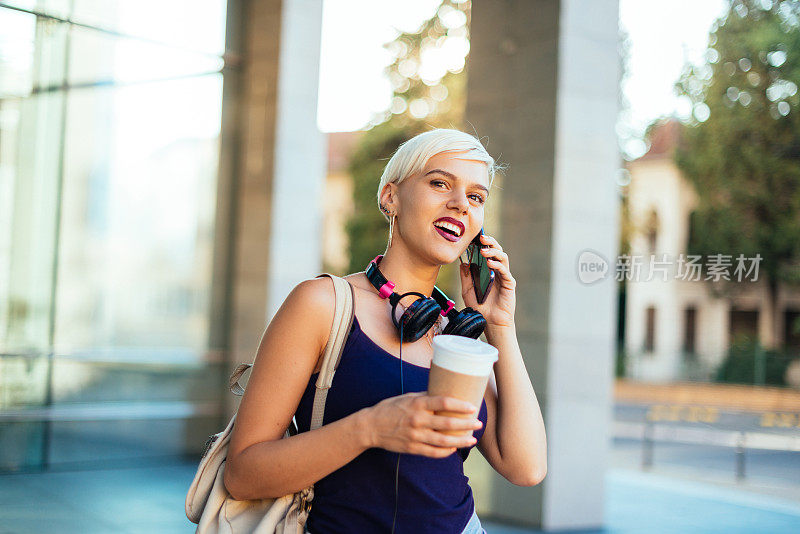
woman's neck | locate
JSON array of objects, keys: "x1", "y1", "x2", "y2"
[{"x1": 376, "y1": 245, "x2": 440, "y2": 298}]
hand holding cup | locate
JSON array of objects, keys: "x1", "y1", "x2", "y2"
[{"x1": 365, "y1": 392, "x2": 484, "y2": 458}]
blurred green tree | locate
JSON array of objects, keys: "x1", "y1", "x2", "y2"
[
  {"x1": 715, "y1": 337, "x2": 796, "y2": 386},
  {"x1": 345, "y1": 0, "x2": 473, "y2": 299},
  {"x1": 675, "y1": 0, "x2": 800, "y2": 349}
]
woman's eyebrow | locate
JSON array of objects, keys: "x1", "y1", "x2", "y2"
[{"x1": 424, "y1": 169, "x2": 489, "y2": 193}]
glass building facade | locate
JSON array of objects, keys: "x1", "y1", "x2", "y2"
[{"x1": 0, "y1": 0, "x2": 230, "y2": 471}]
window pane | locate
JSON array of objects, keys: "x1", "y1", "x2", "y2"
[
  {"x1": 55, "y1": 75, "x2": 222, "y2": 352},
  {"x1": 730, "y1": 309, "x2": 759, "y2": 345},
  {"x1": 2, "y1": 1, "x2": 227, "y2": 55},
  {"x1": 68, "y1": 24, "x2": 224, "y2": 87},
  {"x1": 683, "y1": 306, "x2": 697, "y2": 359},
  {"x1": 0, "y1": 9, "x2": 68, "y2": 353},
  {"x1": 1, "y1": 0, "x2": 71, "y2": 20},
  {"x1": 51, "y1": 359, "x2": 224, "y2": 403},
  {"x1": 69, "y1": 1, "x2": 227, "y2": 55},
  {"x1": 0, "y1": 1, "x2": 228, "y2": 471},
  {"x1": 645, "y1": 306, "x2": 656, "y2": 353}
]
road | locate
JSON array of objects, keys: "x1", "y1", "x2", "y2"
[{"x1": 613, "y1": 401, "x2": 800, "y2": 502}]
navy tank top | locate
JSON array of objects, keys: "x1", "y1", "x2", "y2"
[{"x1": 294, "y1": 315, "x2": 488, "y2": 534}]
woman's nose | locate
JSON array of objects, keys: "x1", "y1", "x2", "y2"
[{"x1": 447, "y1": 190, "x2": 469, "y2": 212}]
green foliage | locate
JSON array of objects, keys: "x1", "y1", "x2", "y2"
[
  {"x1": 715, "y1": 336, "x2": 797, "y2": 385},
  {"x1": 344, "y1": 0, "x2": 472, "y2": 298},
  {"x1": 381, "y1": 0, "x2": 470, "y2": 127},
  {"x1": 674, "y1": 0, "x2": 800, "y2": 287},
  {"x1": 615, "y1": 347, "x2": 627, "y2": 378}
]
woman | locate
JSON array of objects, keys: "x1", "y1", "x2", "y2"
[{"x1": 223, "y1": 128, "x2": 547, "y2": 533}]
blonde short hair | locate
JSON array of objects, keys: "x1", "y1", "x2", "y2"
[{"x1": 376, "y1": 128, "x2": 501, "y2": 220}]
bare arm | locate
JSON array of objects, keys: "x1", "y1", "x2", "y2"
[
  {"x1": 477, "y1": 323, "x2": 547, "y2": 486},
  {"x1": 226, "y1": 407, "x2": 373, "y2": 500},
  {"x1": 224, "y1": 277, "x2": 371, "y2": 500}
]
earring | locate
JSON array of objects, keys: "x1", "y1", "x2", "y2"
[{"x1": 388, "y1": 214, "x2": 395, "y2": 247}]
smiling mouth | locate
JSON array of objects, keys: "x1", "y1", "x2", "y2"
[{"x1": 433, "y1": 224, "x2": 462, "y2": 242}]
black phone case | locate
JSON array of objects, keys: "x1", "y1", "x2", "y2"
[{"x1": 469, "y1": 242, "x2": 495, "y2": 304}]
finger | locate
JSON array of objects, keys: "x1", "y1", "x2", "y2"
[
  {"x1": 419, "y1": 428, "x2": 478, "y2": 449},
  {"x1": 410, "y1": 393, "x2": 433, "y2": 411},
  {"x1": 427, "y1": 414, "x2": 483, "y2": 432},
  {"x1": 481, "y1": 247, "x2": 508, "y2": 265},
  {"x1": 486, "y1": 258, "x2": 516, "y2": 287},
  {"x1": 486, "y1": 257, "x2": 508, "y2": 277},
  {"x1": 480, "y1": 233, "x2": 502, "y2": 251},
  {"x1": 486, "y1": 258, "x2": 511, "y2": 278},
  {"x1": 486, "y1": 257, "x2": 509, "y2": 273},
  {"x1": 428, "y1": 395, "x2": 478, "y2": 414}
]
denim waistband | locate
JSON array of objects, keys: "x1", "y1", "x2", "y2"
[{"x1": 461, "y1": 504, "x2": 486, "y2": 534}]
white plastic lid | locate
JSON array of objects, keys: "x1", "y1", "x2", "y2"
[{"x1": 431, "y1": 335, "x2": 498, "y2": 376}]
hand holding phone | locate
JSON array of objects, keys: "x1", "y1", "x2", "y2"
[{"x1": 466, "y1": 228, "x2": 495, "y2": 304}]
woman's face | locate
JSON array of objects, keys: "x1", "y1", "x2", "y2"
[{"x1": 383, "y1": 150, "x2": 490, "y2": 265}]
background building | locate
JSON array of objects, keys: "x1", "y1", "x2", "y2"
[
  {"x1": 625, "y1": 119, "x2": 800, "y2": 383},
  {"x1": 322, "y1": 131, "x2": 362, "y2": 274}
]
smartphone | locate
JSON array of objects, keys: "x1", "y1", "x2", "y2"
[{"x1": 467, "y1": 228, "x2": 495, "y2": 304}]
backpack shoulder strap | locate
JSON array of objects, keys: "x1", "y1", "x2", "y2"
[
  {"x1": 228, "y1": 363, "x2": 253, "y2": 396},
  {"x1": 226, "y1": 274, "x2": 354, "y2": 430},
  {"x1": 310, "y1": 273, "x2": 355, "y2": 430}
]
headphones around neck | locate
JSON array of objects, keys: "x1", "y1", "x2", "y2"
[{"x1": 365, "y1": 255, "x2": 486, "y2": 342}]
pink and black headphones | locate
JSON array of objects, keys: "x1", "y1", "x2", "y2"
[{"x1": 365, "y1": 255, "x2": 486, "y2": 342}]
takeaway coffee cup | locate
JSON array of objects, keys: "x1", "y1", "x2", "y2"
[{"x1": 427, "y1": 335, "x2": 499, "y2": 436}]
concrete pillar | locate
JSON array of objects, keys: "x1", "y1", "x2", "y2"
[
  {"x1": 465, "y1": 0, "x2": 620, "y2": 529},
  {"x1": 214, "y1": 0, "x2": 325, "y2": 418},
  {"x1": 266, "y1": 0, "x2": 328, "y2": 318}
]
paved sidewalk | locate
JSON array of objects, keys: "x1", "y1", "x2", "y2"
[{"x1": 1, "y1": 460, "x2": 799, "y2": 533}]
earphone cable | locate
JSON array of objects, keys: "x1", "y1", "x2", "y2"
[{"x1": 390, "y1": 321, "x2": 403, "y2": 534}]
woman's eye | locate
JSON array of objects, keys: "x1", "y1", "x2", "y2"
[{"x1": 430, "y1": 179, "x2": 484, "y2": 203}]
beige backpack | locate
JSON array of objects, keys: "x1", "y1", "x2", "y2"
[{"x1": 185, "y1": 274, "x2": 355, "y2": 533}]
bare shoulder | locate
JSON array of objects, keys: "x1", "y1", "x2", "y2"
[
  {"x1": 293, "y1": 274, "x2": 369, "y2": 368},
  {"x1": 288, "y1": 276, "x2": 337, "y2": 366},
  {"x1": 291, "y1": 276, "x2": 336, "y2": 316},
  {"x1": 225, "y1": 276, "x2": 338, "y2": 465}
]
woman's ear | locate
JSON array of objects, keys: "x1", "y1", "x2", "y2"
[{"x1": 380, "y1": 183, "x2": 398, "y2": 214}]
